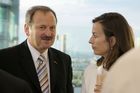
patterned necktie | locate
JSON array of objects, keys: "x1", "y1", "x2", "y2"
[{"x1": 37, "y1": 55, "x2": 49, "y2": 93}]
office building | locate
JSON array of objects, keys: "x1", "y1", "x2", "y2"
[{"x1": 0, "y1": 0, "x2": 19, "y2": 49}]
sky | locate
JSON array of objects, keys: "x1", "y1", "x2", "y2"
[{"x1": 19, "y1": 0, "x2": 140, "y2": 55}]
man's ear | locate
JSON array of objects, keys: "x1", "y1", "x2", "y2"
[
  {"x1": 109, "y1": 36, "x2": 116, "y2": 48},
  {"x1": 24, "y1": 24, "x2": 30, "y2": 36}
]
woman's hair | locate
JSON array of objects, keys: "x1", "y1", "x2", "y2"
[{"x1": 92, "y1": 12, "x2": 134, "y2": 70}]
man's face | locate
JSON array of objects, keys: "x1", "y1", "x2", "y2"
[{"x1": 25, "y1": 11, "x2": 57, "y2": 53}]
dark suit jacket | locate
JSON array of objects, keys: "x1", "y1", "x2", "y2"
[
  {"x1": 0, "y1": 40, "x2": 73, "y2": 93},
  {"x1": 0, "y1": 69, "x2": 32, "y2": 93}
]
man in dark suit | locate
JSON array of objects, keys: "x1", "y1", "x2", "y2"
[
  {"x1": 0, "y1": 5, "x2": 73, "y2": 93},
  {"x1": 0, "y1": 69, "x2": 32, "y2": 93}
]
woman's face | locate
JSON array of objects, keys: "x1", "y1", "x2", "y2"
[{"x1": 89, "y1": 22, "x2": 110, "y2": 57}]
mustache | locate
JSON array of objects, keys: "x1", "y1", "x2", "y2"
[{"x1": 41, "y1": 36, "x2": 54, "y2": 40}]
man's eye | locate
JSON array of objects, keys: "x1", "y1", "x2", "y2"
[
  {"x1": 50, "y1": 26, "x2": 55, "y2": 31},
  {"x1": 40, "y1": 26, "x2": 46, "y2": 29}
]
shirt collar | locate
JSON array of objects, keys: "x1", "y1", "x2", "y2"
[{"x1": 27, "y1": 40, "x2": 48, "y2": 66}]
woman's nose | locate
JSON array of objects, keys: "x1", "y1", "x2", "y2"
[{"x1": 89, "y1": 37, "x2": 93, "y2": 44}]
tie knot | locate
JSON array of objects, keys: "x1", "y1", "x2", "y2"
[
  {"x1": 37, "y1": 55, "x2": 46, "y2": 69},
  {"x1": 37, "y1": 55, "x2": 45, "y2": 66},
  {"x1": 38, "y1": 55, "x2": 45, "y2": 61}
]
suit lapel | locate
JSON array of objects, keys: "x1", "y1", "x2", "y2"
[
  {"x1": 48, "y1": 48, "x2": 59, "y2": 89},
  {"x1": 48, "y1": 48, "x2": 68, "y2": 93},
  {"x1": 19, "y1": 41, "x2": 41, "y2": 92}
]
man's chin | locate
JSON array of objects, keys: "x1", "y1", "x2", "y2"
[
  {"x1": 43, "y1": 44, "x2": 52, "y2": 49},
  {"x1": 42, "y1": 46, "x2": 50, "y2": 49}
]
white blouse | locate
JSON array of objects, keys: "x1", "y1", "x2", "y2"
[
  {"x1": 81, "y1": 63, "x2": 107, "y2": 93},
  {"x1": 81, "y1": 62, "x2": 97, "y2": 93}
]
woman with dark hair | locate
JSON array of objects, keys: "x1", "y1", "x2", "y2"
[{"x1": 81, "y1": 12, "x2": 134, "y2": 93}]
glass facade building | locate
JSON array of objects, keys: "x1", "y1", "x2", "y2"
[{"x1": 0, "y1": 0, "x2": 19, "y2": 49}]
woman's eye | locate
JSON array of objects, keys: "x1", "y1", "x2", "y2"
[{"x1": 92, "y1": 34, "x2": 97, "y2": 38}]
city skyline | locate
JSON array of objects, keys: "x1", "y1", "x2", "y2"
[{"x1": 19, "y1": 0, "x2": 140, "y2": 55}]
